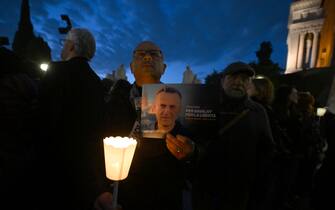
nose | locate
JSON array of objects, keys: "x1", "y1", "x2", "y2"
[
  {"x1": 143, "y1": 53, "x2": 153, "y2": 62},
  {"x1": 162, "y1": 107, "x2": 170, "y2": 115},
  {"x1": 233, "y1": 76, "x2": 244, "y2": 84}
]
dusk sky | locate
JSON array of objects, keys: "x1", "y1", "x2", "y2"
[{"x1": 0, "y1": 0, "x2": 292, "y2": 83}]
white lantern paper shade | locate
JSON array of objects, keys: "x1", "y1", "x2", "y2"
[
  {"x1": 103, "y1": 136, "x2": 137, "y2": 181},
  {"x1": 316, "y1": 107, "x2": 327, "y2": 117}
]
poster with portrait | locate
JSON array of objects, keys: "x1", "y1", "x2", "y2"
[{"x1": 141, "y1": 83, "x2": 220, "y2": 139}]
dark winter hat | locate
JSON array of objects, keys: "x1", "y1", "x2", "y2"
[{"x1": 222, "y1": 61, "x2": 255, "y2": 77}]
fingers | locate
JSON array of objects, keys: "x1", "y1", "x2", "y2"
[
  {"x1": 166, "y1": 134, "x2": 195, "y2": 159},
  {"x1": 166, "y1": 133, "x2": 184, "y2": 147},
  {"x1": 166, "y1": 134, "x2": 182, "y2": 158},
  {"x1": 94, "y1": 192, "x2": 113, "y2": 210}
]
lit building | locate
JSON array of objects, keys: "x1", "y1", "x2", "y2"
[{"x1": 285, "y1": 0, "x2": 335, "y2": 73}]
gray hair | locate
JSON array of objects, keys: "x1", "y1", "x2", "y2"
[{"x1": 67, "y1": 28, "x2": 96, "y2": 60}]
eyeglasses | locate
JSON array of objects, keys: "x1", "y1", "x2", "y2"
[{"x1": 133, "y1": 50, "x2": 163, "y2": 60}]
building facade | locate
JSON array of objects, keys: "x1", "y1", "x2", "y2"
[{"x1": 286, "y1": 0, "x2": 335, "y2": 73}]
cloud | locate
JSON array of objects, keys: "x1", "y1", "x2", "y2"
[
  {"x1": 0, "y1": 0, "x2": 21, "y2": 43},
  {"x1": 1, "y1": 0, "x2": 292, "y2": 80}
]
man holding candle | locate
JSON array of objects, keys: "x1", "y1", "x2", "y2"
[{"x1": 107, "y1": 41, "x2": 198, "y2": 210}]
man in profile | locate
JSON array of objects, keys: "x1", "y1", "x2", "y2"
[{"x1": 38, "y1": 28, "x2": 109, "y2": 210}]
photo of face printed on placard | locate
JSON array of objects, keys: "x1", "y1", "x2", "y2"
[{"x1": 141, "y1": 84, "x2": 220, "y2": 139}]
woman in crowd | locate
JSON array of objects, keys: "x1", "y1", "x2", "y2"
[{"x1": 294, "y1": 92, "x2": 326, "y2": 208}]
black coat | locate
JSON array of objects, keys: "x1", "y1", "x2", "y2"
[
  {"x1": 106, "y1": 83, "x2": 192, "y2": 210},
  {"x1": 312, "y1": 111, "x2": 335, "y2": 210},
  {"x1": 37, "y1": 57, "x2": 108, "y2": 210},
  {"x1": 0, "y1": 66, "x2": 40, "y2": 209},
  {"x1": 119, "y1": 121, "x2": 191, "y2": 210},
  {"x1": 196, "y1": 93, "x2": 275, "y2": 210},
  {"x1": 1, "y1": 47, "x2": 42, "y2": 210}
]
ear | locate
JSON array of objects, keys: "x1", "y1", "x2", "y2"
[
  {"x1": 220, "y1": 77, "x2": 225, "y2": 88},
  {"x1": 69, "y1": 41, "x2": 75, "y2": 52},
  {"x1": 161, "y1": 63, "x2": 167, "y2": 75},
  {"x1": 130, "y1": 62, "x2": 134, "y2": 74},
  {"x1": 245, "y1": 78, "x2": 252, "y2": 87}
]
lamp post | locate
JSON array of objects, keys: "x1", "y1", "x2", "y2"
[{"x1": 103, "y1": 136, "x2": 137, "y2": 209}]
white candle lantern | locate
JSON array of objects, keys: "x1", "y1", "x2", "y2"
[{"x1": 103, "y1": 136, "x2": 137, "y2": 209}]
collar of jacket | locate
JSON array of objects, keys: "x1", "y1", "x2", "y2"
[
  {"x1": 130, "y1": 83, "x2": 142, "y2": 100},
  {"x1": 68, "y1": 56, "x2": 89, "y2": 62},
  {"x1": 220, "y1": 91, "x2": 249, "y2": 113}
]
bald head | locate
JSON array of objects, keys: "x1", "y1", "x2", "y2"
[
  {"x1": 134, "y1": 41, "x2": 162, "y2": 55},
  {"x1": 130, "y1": 40, "x2": 166, "y2": 86}
]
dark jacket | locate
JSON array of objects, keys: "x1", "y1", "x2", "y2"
[
  {"x1": 0, "y1": 74, "x2": 39, "y2": 176},
  {"x1": 0, "y1": 58, "x2": 40, "y2": 210},
  {"x1": 106, "y1": 83, "x2": 192, "y2": 210},
  {"x1": 196, "y1": 92, "x2": 275, "y2": 210},
  {"x1": 37, "y1": 57, "x2": 107, "y2": 210},
  {"x1": 312, "y1": 111, "x2": 335, "y2": 210}
]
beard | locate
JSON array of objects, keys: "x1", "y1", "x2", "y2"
[{"x1": 225, "y1": 88, "x2": 246, "y2": 98}]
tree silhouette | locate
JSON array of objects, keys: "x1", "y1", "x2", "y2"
[
  {"x1": 249, "y1": 41, "x2": 283, "y2": 78},
  {"x1": 205, "y1": 69, "x2": 221, "y2": 87},
  {"x1": 204, "y1": 41, "x2": 284, "y2": 86},
  {"x1": 256, "y1": 41, "x2": 272, "y2": 65}
]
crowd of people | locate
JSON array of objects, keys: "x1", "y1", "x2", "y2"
[{"x1": 1, "y1": 27, "x2": 334, "y2": 210}]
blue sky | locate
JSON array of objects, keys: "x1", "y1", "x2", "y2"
[{"x1": 0, "y1": 0, "x2": 292, "y2": 83}]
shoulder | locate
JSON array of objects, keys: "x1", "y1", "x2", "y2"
[
  {"x1": 49, "y1": 57, "x2": 90, "y2": 69},
  {"x1": 46, "y1": 61, "x2": 68, "y2": 77},
  {"x1": 113, "y1": 79, "x2": 132, "y2": 92},
  {"x1": 46, "y1": 58, "x2": 93, "y2": 79},
  {"x1": 245, "y1": 98, "x2": 267, "y2": 113},
  {"x1": 39, "y1": 60, "x2": 72, "y2": 91},
  {"x1": 108, "y1": 79, "x2": 132, "y2": 100}
]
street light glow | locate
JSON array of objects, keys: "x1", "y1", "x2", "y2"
[
  {"x1": 40, "y1": 63, "x2": 49, "y2": 71},
  {"x1": 255, "y1": 75, "x2": 265, "y2": 79}
]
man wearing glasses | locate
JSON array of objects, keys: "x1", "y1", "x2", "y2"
[{"x1": 106, "y1": 41, "x2": 197, "y2": 210}]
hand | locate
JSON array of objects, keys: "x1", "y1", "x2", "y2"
[
  {"x1": 94, "y1": 192, "x2": 122, "y2": 210},
  {"x1": 166, "y1": 133, "x2": 195, "y2": 160}
]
